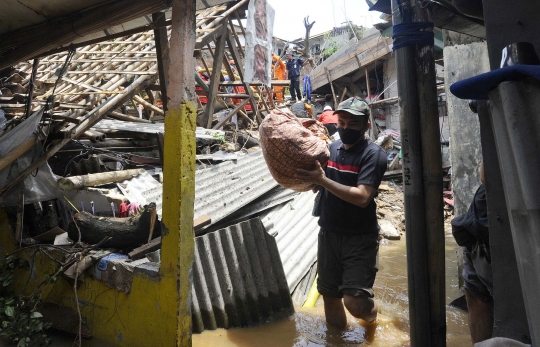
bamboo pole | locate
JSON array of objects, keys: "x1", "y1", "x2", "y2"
[
  {"x1": 82, "y1": 130, "x2": 106, "y2": 141},
  {"x1": 107, "y1": 110, "x2": 153, "y2": 123},
  {"x1": 58, "y1": 169, "x2": 145, "y2": 191},
  {"x1": 0, "y1": 74, "x2": 154, "y2": 199},
  {"x1": 133, "y1": 94, "x2": 165, "y2": 115}
]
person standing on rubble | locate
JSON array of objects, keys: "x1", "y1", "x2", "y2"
[
  {"x1": 285, "y1": 51, "x2": 311, "y2": 103},
  {"x1": 272, "y1": 53, "x2": 286, "y2": 101},
  {"x1": 295, "y1": 97, "x2": 388, "y2": 328}
]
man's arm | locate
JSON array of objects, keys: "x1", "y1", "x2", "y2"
[
  {"x1": 302, "y1": 58, "x2": 313, "y2": 67},
  {"x1": 296, "y1": 161, "x2": 377, "y2": 208}
]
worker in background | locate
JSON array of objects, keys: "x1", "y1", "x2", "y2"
[
  {"x1": 451, "y1": 160, "x2": 493, "y2": 344},
  {"x1": 295, "y1": 97, "x2": 388, "y2": 329},
  {"x1": 272, "y1": 53, "x2": 286, "y2": 102},
  {"x1": 318, "y1": 105, "x2": 338, "y2": 135},
  {"x1": 290, "y1": 99, "x2": 312, "y2": 118},
  {"x1": 285, "y1": 51, "x2": 311, "y2": 103}
]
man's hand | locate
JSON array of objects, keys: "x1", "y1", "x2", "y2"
[{"x1": 296, "y1": 161, "x2": 326, "y2": 186}]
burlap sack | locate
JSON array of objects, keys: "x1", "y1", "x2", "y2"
[{"x1": 259, "y1": 108, "x2": 329, "y2": 192}]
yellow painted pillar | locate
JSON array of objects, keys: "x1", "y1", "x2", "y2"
[{"x1": 163, "y1": 0, "x2": 197, "y2": 345}]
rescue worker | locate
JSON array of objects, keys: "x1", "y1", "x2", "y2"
[
  {"x1": 285, "y1": 51, "x2": 311, "y2": 103},
  {"x1": 295, "y1": 97, "x2": 388, "y2": 329},
  {"x1": 272, "y1": 53, "x2": 286, "y2": 101},
  {"x1": 290, "y1": 99, "x2": 312, "y2": 118}
]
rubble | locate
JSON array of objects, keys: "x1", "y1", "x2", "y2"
[
  {"x1": 376, "y1": 182, "x2": 405, "y2": 238},
  {"x1": 0, "y1": 1, "x2": 455, "y2": 339}
]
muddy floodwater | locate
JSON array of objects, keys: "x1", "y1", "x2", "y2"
[{"x1": 194, "y1": 233, "x2": 471, "y2": 347}]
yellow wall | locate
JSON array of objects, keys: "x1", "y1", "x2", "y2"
[{"x1": 0, "y1": 102, "x2": 197, "y2": 346}]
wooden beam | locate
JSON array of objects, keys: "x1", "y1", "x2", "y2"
[
  {"x1": 365, "y1": 65, "x2": 376, "y2": 140},
  {"x1": 365, "y1": 67, "x2": 372, "y2": 99},
  {"x1": 202, "y1": 31, "x2": 228, "y2": 128},
  {"x1": 339, "y1": 87, "x2": 348, "y2": 104},
  {"x1": 194, "y1": 24, "x2": 226, "y2": 50},
  {"x1": 212, "y1": 99, "x2": 249, "y2": 129},
  {"x1": 25, "y1": 59, "x2": 39, "y2": 119},
  {"x1": 228, "y1": 19, "x2": 244, "y2": 58},
  {"x1": 226, "y1": 32, "x2": 261, "y2": 123},
  {"x1": 153, "y1": 12, "x2": 170, "y2": 112},
  {"x1": 36, "y1": 19, "x2": 172, "y2": 59},
  {"x1": 218, "y1": 80, "x2": 290, "y2": 87},
  {"x1": 216, "y1": 93, "x2": 249, "y2": 98},
  {"x1": 325, "y1": 68, "x2": 338, "y2": 107}
]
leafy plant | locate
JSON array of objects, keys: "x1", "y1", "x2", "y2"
[
  {"x1": 206, "y1": 131, "x2": 226, "y2": 144},
  {"x1": 0, "y1": 256, "x2": 52, "y2": 346}
]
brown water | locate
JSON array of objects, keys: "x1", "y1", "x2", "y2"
[
  {"x1": 16, "y1": 226, "x2": 470, "y2": 347},
  {"x1": 194, "y1": 233, "x2": 472, "y2": 347}
]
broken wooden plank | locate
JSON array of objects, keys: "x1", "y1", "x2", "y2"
[
  {"x1": 325, "y1": 68, "x2": 338, "y2": 107},
  {"x1": 128, "y1": 236, "x2": 162, "y2": 260},
  {"x1": 212, "y1": 99, "x2": 250, "y2": 130},
  {"x1": 128, "y1": 215, "x2": 211, "y2": 260},
  {"x1": 193, "y1": 215, "x2": 211, "y2": 231},
  {"x1": 203, "y1": 30, "x2": 228, "y2": 128}
]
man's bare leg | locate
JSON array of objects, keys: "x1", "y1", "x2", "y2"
[
  {"x1": 323, "y1": 296, "x2": 347, "y2": 329},
  {"x1": 343, "y1": 294, "x2": 378, "y2": 322},
  {"x1": 465, "y1": 288, "x2": 494, "y2": 343}
]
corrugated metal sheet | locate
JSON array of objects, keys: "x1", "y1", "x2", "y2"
[
  {"x1": 204, "y1": 186, "x2": 298, "y2": 233},
  {"x1": 194, "y1": 150, "x2": 278, "y2": 229},
  {"x1": 192, "y1": 218, "x2": 294, "y2": 333},
  {"x1": 261, "y1": 192, "x2": 320, "y2": 292},
  {"x1": 111, "y1": 150, "x2": 277, "y2": 227}
]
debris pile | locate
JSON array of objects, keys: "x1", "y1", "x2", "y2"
[
  {"x1": 0, "y1": 3, "x2": 444, "y2": 337},
  {"x1": 375, "y1": 128, "x2": 403, "y2": 174},
  {"x1": 375, "y1": 183, "x2": 405, "y2": 240}
]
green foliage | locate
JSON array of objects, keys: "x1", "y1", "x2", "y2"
[
  {"x1": 206, "y1": 131, "x2": 226, "y2": 144},
  {"x1": 354, "y1": 26, "x2": 365, "y2": 40},
  {"x1": 0, "y1": 256, "x2": 52, "y2": 346}
]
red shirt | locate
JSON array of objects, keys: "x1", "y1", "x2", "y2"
[
  {"x1": 318, "y1": 110, "x2": 338, "y2": 124},
  {"x1": 118, "y1": 202, "x2": 128, "y2": 218}
]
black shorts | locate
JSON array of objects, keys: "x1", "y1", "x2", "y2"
[
  {"x1": 463, "y1": 244, "x2": 493, "y2": 303},
  {"x1": 317, "y1": 228, "x2": 379, "y2": 298}
]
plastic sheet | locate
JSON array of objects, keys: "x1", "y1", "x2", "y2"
[{"x1": 0, "y1": 108, "x2": 60, "y2": 206}]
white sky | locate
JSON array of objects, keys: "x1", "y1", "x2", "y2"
[{"x1": 267, "y1": 0, "x2": 384, "y2": 41}]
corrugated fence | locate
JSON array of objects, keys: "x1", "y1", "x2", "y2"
[{"x1": 192, "y1": 218, "x2": 295, "y2": 333}]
